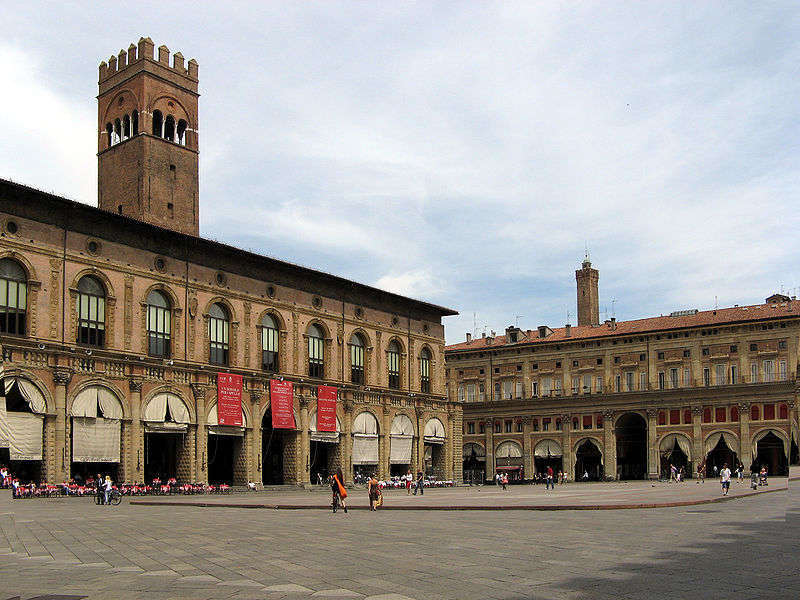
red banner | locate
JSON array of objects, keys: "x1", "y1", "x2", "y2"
[
  {"x1": 316, "y1": 385, "x2": 337, "y2": 432},
  {"x1": 216, "y1": 372, "x2": 243, "y2": 426},
  {"x1": 269, "y1": 379, "x2": 295, "y2": 429}
]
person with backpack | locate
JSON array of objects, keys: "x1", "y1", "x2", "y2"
[{"x1": 330, "y1": 467, "x2": 347, "y2": 513}]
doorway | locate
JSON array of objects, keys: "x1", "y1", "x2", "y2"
[
  {"x1": 575, "y1": 440, "x2": 602, "y2": 481},
  {"x1": 615, "y1": 413, "x2": 647, "y2": 480},
  {"x1": 144, "y1": 432, "x2": 180, "y2": 482},
  {"x1": 309, "y1": 440, "x2": 335, "y2": 485},
  {"x1": 754, "y1": 432, "x2": 788, "y2": 476},
  {"x1": 208, "y1": 434, "x2": 238, "y2": 485},
  {"x1": 706, "y1": 436, "x2": 738, "y2": 476},
  {"x1": 262, "y1": 411, "x2": 286, "y2": 485},
  {"x1": 660, "y1": 439, "x2": 690, "y2": 479}
]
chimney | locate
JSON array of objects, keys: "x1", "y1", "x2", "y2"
[
  {"x1": 481, "y1": 332, "x2": 486, "y2": 338},
  {"x1": 466, "y1": 333, "x2": 472, "y2": 343},
  {"x1": 565, "y1": 323, "x2": 571, "y2": 337}
]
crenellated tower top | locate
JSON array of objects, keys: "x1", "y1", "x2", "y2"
[{"x1": 98, "y1": 37, "x2": 198, "y2": 86}]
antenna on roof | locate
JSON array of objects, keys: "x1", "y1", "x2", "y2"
[
  {"x1": 515, "y1": 315, "x2": 523, "y2": 328},
  {"x1": 602, "y1": 305, "x2": 608, "y2": 321},
  {"x1": 473, "y1": 312, "x2": 477, "y2": 337},
  {"x1": 566, "y1": 309, "x2": 571, "y2": 325},
  {"x1": 611, "y1": 297, "x2": 616, "y2": 319},
  {"x1": 714, "y1": 295, "x2": 718, "y2": 310}
]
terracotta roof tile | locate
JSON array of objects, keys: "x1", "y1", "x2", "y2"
[{"x1": 446, "y1": 301, "x2": 799, "y2": 351}]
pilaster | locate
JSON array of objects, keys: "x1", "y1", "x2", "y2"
[{"x1": 646, "y1": 409, "x2": 659, "y2": 480}]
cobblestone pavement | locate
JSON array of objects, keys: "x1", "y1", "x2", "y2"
[{"x1": 0, "y1": 479, "x2": 796, "y2": 600}]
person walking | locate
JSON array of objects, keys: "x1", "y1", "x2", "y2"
[
  {"x1": 95, "y1": 473, "x2": 104, "y2": 505},
  {"x1": 413, "y1": 470, "x2": 424, "y2": 495},
  {"x1": 367, "y1": 474, "x2": 380, "y2": 511},
  {"x1": 103, "y1": 475, "x2": 113, "y2": 506},
  {"x1": 405, "y1": 469, "x2": 413, "y2": 495},
  {"x1": 330, "y1": 467, "x2": 347, "y2": 513},
  {"x1": 720, "y1": 463, "x2": 731, "y2": 496},
  {"x1": 501, "y1": 473, "x2": 508, "y2": 490},
  {"x1": 546, "y1": 466, "x2": 554, "y2": 490},
  {"x1": 696, "y1": 462, "x2": 705, "y2": 483}
]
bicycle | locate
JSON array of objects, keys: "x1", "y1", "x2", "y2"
[{"x1": 95, "y1": 489, "x2": 122, "y2": 506}]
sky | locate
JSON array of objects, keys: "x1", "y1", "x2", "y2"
[{"x1": 1, "y1": 2, "x2": 798, "y2": 344}]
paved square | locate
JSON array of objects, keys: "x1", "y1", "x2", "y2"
[{"x1": 1, "y1": 478, "x2": 796, "y2": 600}]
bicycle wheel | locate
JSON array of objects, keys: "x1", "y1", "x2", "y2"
[{"x1": 111, "y1": 492, "x2": 122, "y2": 506}]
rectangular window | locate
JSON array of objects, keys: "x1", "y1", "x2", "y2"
[
  {"x1": 502, "y1": 380, "x2": 513, "y2": 400},
  {"x1": 505, "y1": 420, "x2": 512, "y2": 433},
  {"x1": 730, "y1": 365, "x2": 738, "y2": 384},
  {"x1": 554, "y1": 379, "x2": 562, "y2": 395},
  {"x1": 658, "y1": 372, "x2": 665, "y2": 390},
  {"x1": 308, "y1": 335, "x2": 324, "y2": 378},
  {"x1": 751, "y1": 363, "x2": 758, "y2": 383},
  {"x1": 495, "y1": 422, "x2": 501, "y2": 434},
  {"x1": 494, "y1": 382, "x2": 501, "y2": 400},
  {"x1": 419, "y1": 356, "x2": 431, "y2": 393},
  {"x1": 515, "y1": 381, "x2": 524, "y2": 398},
  {"x1": 615, "y1": 375, "x2": 622, "y2": 393},
  {"x1": 78, "y1": 293, "x2": 106, "y2": 347},
  {"x1": 703, "y1": 407, "x2": 711, "y2": 423},
  {"x1": 624, "y1": 372, "x2": 633, "y2": 392},
  {"x1": 458, "y1": 386, "x2": 465, "y2": 403},
  {"x1": 388, "y1": 350, "x2": 400, "y2": 389},
  {"x1": 583, "y1": 415, "x2": 592, "y2": 429},
  {"x1": 764, "y1": 404, "x2": 775, "y2": 420},
  {"x1": 779, "y1": 360, "x2": 787, "y2": 380},
  {"x1": 715, "y1": 407, "x2": 726, "y2": 422},
  {"x1": 703, "y1": 368, "x2": 710, "y2": 387},
  {"x1": 763, "y1": 360, "x2": 774, "y2": 382},
  {"x1": 147, "y1": 303, "x2": 171, "y2": 358},
  {"x1": 715, "y1": 364, "x2": 726, "y2": 386},
  {"x1": 683, "y1": 368, "x2": 690, "y2": 387},
  {"x1": 479, "y1": 383, "x2": 485, "y2": 402},
  {"x1": 261, "y1": 325, "x2": 278, "y2": 371},
  {"x1": 572, "y1": 376, "x2": 580, "y2": 395},
  {"x1": 669, "y1": 409, "x2": 680, "y2": 425},
  {"x1": 466, "y1": 384, "x2": 476, "y2": 403},
  {"x1": 596, "y1": 377, "x2": 603, "y2": 393},
  {"x1": 467, "y1": 422, "x2": 475, "y2": 434},
  {"x1": 555, "y1": 418, "x2": 563, "y2": 431},
  {"x1": 542, "y1": 418, "x2": 550, "y2": 431},
  {"x1": 670, "y1": 368, "x2": 678, "y2": 389},
  {"x1": 350, "y1": 343, "x2": 364, "y2": 384},
  {"x1": 532, "y1": 419, "x2": 539, "y2": 432},
  {"x1": 208, "y1": 315, "x2": 229, "y2": 366},
  {"x1": 542, "y1": 377, "x2": 552, "y2": 396},
  {"x1": 583, "y1": 374, "x2": 591, "y2": 394},
  {"x1": 479, "y1": 422, "x2": 485, "y2": 434},
  {"x1": 531, "y1": 381, "x2": 538, "y2": 397},
  {"x1": 639, "y1": 372, "x2": 647, "y2": 391}
]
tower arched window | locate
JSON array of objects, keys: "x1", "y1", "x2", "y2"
[
  {"x1": 122, "y1": 114, "x2": 130, "y2": 139},
  {"x1": 113, "y1": 118, "x2": 121, "y2": 144},
  {"x1": 388, "y1": 341, "x2": 400, "y2": 389},
  {"x1": 419, "y1": 348, "x2": 431, "y2": 393},
  {"x1": 164, "y1": 115, "x2": 175, "y2": 142},
  {"x1": 105, "y1": 123, "x2": 113, "y2": 147},
  {"x1": 0, "y1": 258, "x2": 27, "y2": 335},
  {"x1": 208, "y1": 303, "x2": 229, "y2": 365},
  {"x1": 131, "y1": 110, "x2": 138, "y2": 136},
  {"x1": 260, "y1": 313, "x2": 279, "y2": 372},
  {"x1": 77, "y1": 276, "x2": 106, "y2": 347},
  {"x1": 350, "y1": 333, "x2": 365, "y2": 384},
  {"x1": 177, "y1": 119, "x2": 187, "y2": 146},
  {"x1": 307, "y1": 324, "x2": 324, "y2": 379},
  {"x1": 152, "y1": 110, "x2": 163, "y2": 137},
  {"x1": 146, "y1": 290, "x2": 171, "y2": 358}
]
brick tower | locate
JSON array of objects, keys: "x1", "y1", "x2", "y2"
[
  {"x1": 97, "y1": 38, "x2": 199, "y2": 236},
  {"x1": 575, "y1": 255, "x2": 599, "y2": 326}
]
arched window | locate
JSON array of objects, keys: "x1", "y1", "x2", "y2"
[
  {"x1": 388, "y1": 341, "x2": 400, "y2": 389},
  {"x1": 0, "y1": 258, "x2": 27, "y2": 335},
  {"x1": 164, "y1": 115, "x2": 175, "y2": 142},
  {"x1": 177, "y1": 119, "x2": 187, "y2": 146},
  {"x1": 419, "y1": 348, "x2": 431, "y2": 393},
  {"x1": 350, "y1": 333, "x2": 365, "y2": 384},
  {"x1": 122, "y1": 114, "x2": 130, "y2": 139},
  {"x1": 152, "y1": 110, "x2": 163, "y2": 137},
  {"x1": 105, "y1": 123, "x2": 113, "y2": 147},
  {"x1": 260, "y1": 313, "x2": 279, "y2": 372},
  {"x1": 208, "y1": 303, "x2": 229, "y2": 365},
  {"x1": 131, "y1": 110, "x2": 139, "y2": 136},
  {"x1": 307, "y1": 324, "x2": 324, "y2": 378},
  {"x1": 113, "y1": 118, "x2": 121, "y2": 144},
  {"x1": 77, "y1": 276, "x2": 106, "y2": 347},
  {"x1": 146, "y1": 290, "x2": 171, "y2": 357}
]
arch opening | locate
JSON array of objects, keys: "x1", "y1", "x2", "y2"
[
  {"x1": 575, "y1": 439, "x2": 603, "y2": 481},
  {"x1": 69, "y1": 385, "x2": 123, "y2": 483},
  {"x1": 389, "y1": 414, "x2": 413, "y2": 477},
  {"x1": 462, "y1": 442, "x2": 485, "y2": 484},
  {"x1": 495, "y1": 440, "x2": 523, "y2": 481},
  {"x1": 704, "y1": 433, "x2": 739, "y2": 479},
  {"x1": 261, "y1": 408, "x2": 296, "y2": 485},
  {"x1": 142, "y1": 393, "x2": 191, "y2": 483},
  {"x1": 152, "y1": 110, "x2": 163, "y2": 137},
  {"x1": 754, "y1": 431, "x2": 788, "y2": 476},
  {"x1": 615, "y1": 413, "x2": 647, "y2": 480},
  {"x1": 534, "y1": 439, "x2": 563, "y2": 482},
  {"x1": 660, "y1": 435, "x2": 691, "y2": 480},
  {"x1": 0, "y1": 378, "x2": 45, "y2": 483}
]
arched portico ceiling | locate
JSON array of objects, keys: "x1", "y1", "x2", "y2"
[
  {"x1": 424, "y1": 417, "x2": 446, "y2": 444},
  {"x1": 495, "y1": 440, "x2": 522, "y2": 458},
  {"x1": 752, "y1": 429, "x2": 789, "y2": 459},
  {"x1": 463, "y1": 442, "x2": 485, "y2": 458}
]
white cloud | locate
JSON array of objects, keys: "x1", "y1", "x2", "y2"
[{"x1": 375, "y1": 269, "x2": 444, "y2": 299}]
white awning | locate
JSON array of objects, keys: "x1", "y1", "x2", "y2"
[
  {"x1": 390, "y1": 436, "x2": 413, "y2": 464},
  {"x1": 4, "y1": 412, "x2": 43, "y2": 460},
  {"x1": 704, "y1": 431, "x2": 739, "y2": 457},
  {"x1": 660, "y1": 433, "x2": 692, "y2": 461},
  {"x1": 4, "y1": 378, "x2": 46, "y2": 413},
  {"x1": 0, "y1": 395, "x2": 8, "y2": 447},
  {"x1": 390, "y1": 414, "x2": 414, "y2": 437},
  {"x1": 424, "y1": 417, "x2": 446, "y2": 444},
  {"x1": 72, "y1": 385, "x2": 123, "y2": 418},
  {"x1": 495, "y1": 441, "x2": 522, "y2": 458},
  {"x1": 72, "y1": 416, "x2": 120, "y2": 462},
  {"x1": 463, "y1": 442, "x2": 485, "y2": 459},
  {"x1": 143, "y1": 393, "x2": 191, "y2": 425},
  {"x1": 534, "y1": 439, "x2": 562, "y2": 458},
  {"x1": 352, "y1": 411, "x2": 378, "y2": 436},
  {"x1": 352, "y1": 436, "x2": 378, "y2": 465},
  {"x1": 309, "y1": 411, "x2": 341, "y2": 443}
]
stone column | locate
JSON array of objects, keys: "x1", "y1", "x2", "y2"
[
  {"x1": 379, "y1": 405, "x2": 391, "y2": 480},
  {"x1": 249, "y1": 390, "x2": 263, "y2": 484},
  {"x1": 52, "y1": 369, "x2": 72, "y2": 483},
  {"x1": 342, "y1": 400, "x2": 353, "y2": 484},
  {"x1": 191, "y1": 384, "x2": 208, "y2": 484},
  {"x1": 602, "y1": 410, "x2": 616, "y2": 480},
  {"x1": 692, "y1": 406, "x2": 703, "y2": 469},
  {"x1": 646, "y1": 409, "x2": 659, "y2": 480},
  {"x1": 484, "y1": 419, "x2": 494, "y2": 482},
  {"x1": 561, "y1": 414, "x2": 572, "y2": 479},
  {"x1": 738, "y1": 402, "x2": 752, "y2": 473},
  {"x1": 128, "y1": 379, "x2": 143, "y2": 484},
  {"x1": 521, "y1": 418, "x2": 533, "y2": 480},
  {"x1": 298, "y1": 396, "x2": 310, "y2": 486},
  {"x1": 789, "y1": 399, "x2": 799, "y2": 465},
  {"x1": 450, "y1": 405, "x2": 462, "y2": 483},
  {"x1": 416, "y1": 409, "x2": 426, "y2": 476}
]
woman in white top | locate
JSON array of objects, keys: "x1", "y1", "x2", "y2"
[{"x1": 103, "y1": 475, "x2": 113, "y2": 505}]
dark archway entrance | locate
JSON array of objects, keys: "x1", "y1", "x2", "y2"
[
  {"x1": 660, "y1": 439, "x2": 690, "y2": 479},
  {"x1": 754, "y1": 432, "x2": 788, "y2": 476},
  {"x1": 144, "y1": 432, "x2": 180, "y2": 482},
  {"x1": 309, "y1": 440, "x2": 334, "y2": 484},
  {"x1": 706, "y1": 436, "x2": 738, "y2": 477},
  {"x1": 791, "y1": 434, "x2": 799, "y2": 466},
  {"x1": 262, "y1": 411, "x2": 287, "y2": 485},
  {"x1": 207, "y1": 434, "x2": 237, "y2": 485},
  {"x1": 462, "y1": 444, "x2": 485, "y2": 484},
  {"x1": 575, "y1": 440, "x2": 602, "y2": 481},
  {"x1": 615, "y1": 413, "x2": 647, "y2": 480},
  {"x1": 534, "y1": 457, "x2": 563, "y2": 480}
]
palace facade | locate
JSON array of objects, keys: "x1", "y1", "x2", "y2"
[
  {"x1": 447, "y1": 258, "x2": 799, "y2": 482},
  {"x1": 0, "y1": 38, "x2": 459, "y2": 486}
]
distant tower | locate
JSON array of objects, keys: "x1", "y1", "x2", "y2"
[
  {"x1": 97, "y1": 38, "x2": 200, "y2": 236},
  {"x1": 575, "y1": 255, "x2": 599, "y2": 326}
]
